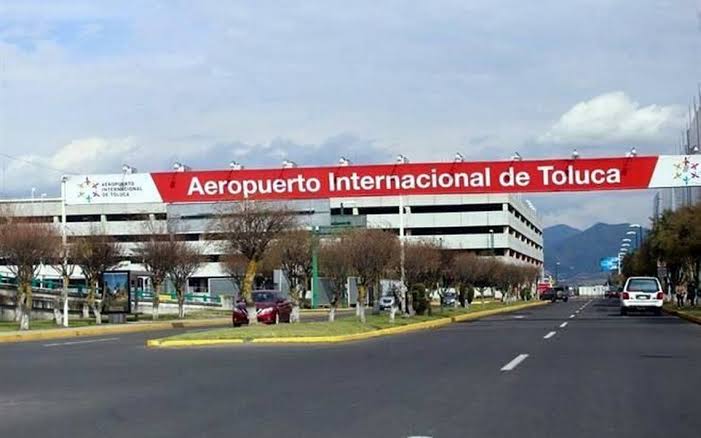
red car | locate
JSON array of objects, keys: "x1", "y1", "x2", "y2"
[{"x1": 232, "y1": 290, "x2": 293, "y2": 326}]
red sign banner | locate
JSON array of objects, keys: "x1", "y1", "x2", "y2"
[{"x1": 64, "y1": 155, "x2": 701, "y2": 205}]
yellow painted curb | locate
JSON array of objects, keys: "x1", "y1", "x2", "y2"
[
  {"x1": 148, "y1": 300, "x2": 549, "y2": 348},
  {"x1": 663, "y1": 308, "x2": 701, "y2": 325},
  {"x1": 0, "y1": 317, "x2": 230, "y2": 344},
  {"x1": 147, "y1": 338, "x2": 245, "y2": 348}
]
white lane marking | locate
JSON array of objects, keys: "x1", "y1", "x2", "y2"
[
  {"x1": 501, "y1": 354, "x2": 529, "y2": 371},
  {"x1": 513, "y1": 315, "x2": 526, "y2": 319},
  {"x1": 575, "y1": 310, "x2": 580, "y2": 313},
  {"x1": 560, "y1": 322, "x2": 568, "y2": 328},
  {"x1": 44, "y1": 337, "x2": 119, "y2": 347},
  {"x1": 543, "y1": 331, "x2": 556, "y2": 339},
  {"x1": 569, "y1": 314, "x2": 575, "y2": 318}
]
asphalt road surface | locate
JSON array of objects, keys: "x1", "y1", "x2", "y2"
[{"x1": 1, "y1": 298, "x2": 699, "y2": 438}]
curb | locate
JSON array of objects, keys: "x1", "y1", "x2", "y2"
[
  {"x1": 147, "y1": 300, "x2": 548, "y2": 348},
  {"x1": 663, "y1": 307, "x2": 701, "y2": 325},
  {"x1": 0, "y1": 318, "x2": 230, "y2": 344}
]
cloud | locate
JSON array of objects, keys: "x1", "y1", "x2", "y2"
[
  {"x1": 530, "y1": 190, "x2": 654, "y2": 230},
  {"x1": 0, "y1": 133, "x2": 391, "y2": 198},
  {"x1": 1, "y1": 137, "x2": 139, "y2": 197},
  {"x1": 160, "y1": 133, "x2": 394, "y2": 171},
  {"x1": 1, "y1": 1, "x2": 700, "y2": 232},
  {"x1": 538, "y1": 92, "x2": 685, "y2": 147}
]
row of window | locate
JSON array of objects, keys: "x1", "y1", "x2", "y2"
[
  {"x1": 330, "y1": 203, "x2": 504, "y2": 215},
  {"x1": 507, "y1": 205, "x2": 542, "y2": 236}
]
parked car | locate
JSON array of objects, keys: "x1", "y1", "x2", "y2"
[
  {"x1": 540, "y1": 286, "x2": 569, "y2": 302},
  {"x1": 620, "y1": 277, "x2": 663, "y2": 316},
  {"x1": 379, "y1": 296, "x2": 395, "y2": 311},
  {"x1": 441, "y1": 292, "x2": 457, "y2": 307},
  {"x1": 232, "y1": 290, "x2": 293, "y2": 326}
]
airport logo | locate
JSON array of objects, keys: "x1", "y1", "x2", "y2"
[
  {"x1": 672, "y1": 156, "x2": 700, "y2": 186},
  {"x1": 77, "y1": 177, "x2": 101, "y2": 203}
]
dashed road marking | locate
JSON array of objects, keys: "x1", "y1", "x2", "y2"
[
  {"x1": 560, "y1": 322, "x2": 568, "y2": 328},
  {"x1": 543, "y1": 331, "x2": 556, "y2": 339},
  {"x1": 569, "y1": 314, "x2": 575, "y2": 318},
  {"x1": 501, "y1": 354, "x2": 529, "y2": 371},
  {"x1": 43, "y1": 337, "x2": 119, "y2": 347}
]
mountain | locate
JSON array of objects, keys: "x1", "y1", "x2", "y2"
[
  {"x1": 544, "y1": 224, "x2": 581, "y2": 247},
  {"x1": 544, "y1": 223, "x2": 645, "y2": 284}
]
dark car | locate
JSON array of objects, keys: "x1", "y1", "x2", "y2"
[
  {"x1": 441, "y1": 292, "x2": 457, "y2": 307},
  {"x1": 605, "y1": 288, "x2": 620, "y2": 299},
  {"x1": 540, "y1": 286, "x2": 569, "y2": 302},
  {"x1": 232, "y1": 290, "x2": 293, "y2": 326}
]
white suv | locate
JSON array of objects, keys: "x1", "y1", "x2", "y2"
[{"x1": 620, "y1": 276, "x2": 664, "y2": 316}]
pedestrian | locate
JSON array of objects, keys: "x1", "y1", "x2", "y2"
[
  {"x1": 687, "y1": 283, "x2": 697, "y2": 307},
  {"x1": 675, "y1": 280, "x2": 687, "y2": 308}
]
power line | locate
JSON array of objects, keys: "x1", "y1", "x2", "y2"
[{"x1": 0, "y1": 152, "x2": 77, "y2": 175}]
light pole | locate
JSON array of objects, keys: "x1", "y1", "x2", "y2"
[
  {"x1": 555, "y1": 261, "x2": 560, "y2": 283},
  {"x1": 630, "y1": 224, "x2": 642, "y2": 248},
  {"x1": 60, "y1": 176, "x2": 69, "y2": 327},
  {"x1": 626, "y1": 230, "x2": 638, "y2": 248},
  {"x1": 396, "y1": 154, "x2": 409, "y2": 313},
  {"x1": 489, "y1": 229, "x2": 494, "y2": 253}
]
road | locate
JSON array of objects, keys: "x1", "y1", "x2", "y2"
[{"x1": 0, "y1": 298, "x2": 699, "y2": 438}]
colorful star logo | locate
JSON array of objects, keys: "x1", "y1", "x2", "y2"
[
  {"x1": 672, "y1": 156, "x2": 700, "y2": 186},
  {"x1": 77, "y1": 177, "x2": 101, "y2": 203}
]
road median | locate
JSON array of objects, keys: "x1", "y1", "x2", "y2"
[
  {"x1": 0, "y1": 317, "x2": 231, "y2": 344},
  {"x1": 147, "y1": 300, "x2": 548, "y2": 348}
]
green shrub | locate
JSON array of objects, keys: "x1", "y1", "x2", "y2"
[
  {"x1": 467, "y1": 286, "x2": 475, "y2": 304},
  {"x1": 519, "y1": 288, "x2": 532, "y2": 301},
  {"x1": 411, "y1": 283, "x2": 430, "y2": 315}
]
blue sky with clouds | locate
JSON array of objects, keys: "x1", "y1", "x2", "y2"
[{"x1": 0, "y1": 0, "x2": 700, "y2": 228}]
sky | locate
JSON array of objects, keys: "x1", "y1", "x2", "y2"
[{"x1": 0, "y1": 0, "x2": 700, "y2": 229}]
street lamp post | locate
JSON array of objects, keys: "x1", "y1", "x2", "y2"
[
  {"x1": 555, "y1": 262, "x2": 560, "y2": 283},
  {"x1": 60, "y1": 176, "x2": 69, "y2": 327},
  {"x1": 396, "y1": 154, "x2": 410, "y2": 314},
  {"x1": 630, "y1": 224, "x2": 642, "y2": 248}
]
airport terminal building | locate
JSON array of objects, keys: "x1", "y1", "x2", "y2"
[{"x1": 0, "y1": 167, "x2": 544, "y2": 296}]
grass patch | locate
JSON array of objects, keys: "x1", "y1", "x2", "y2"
[
  {"x1": 0, "y1": 318, "x2": 95, "y2": 332},
  {"x1": 137, "y1": 310, "x2": 232, "y2": 321},
  {"x1": 164, "y1": 301, "x2": 522, "y2": 341},
  {"x1": 664, "y1": 303, "x2": 701, "y2": 318},
  {"x1": 0, "y1": 309, "x2": 231, "y2": 332}
]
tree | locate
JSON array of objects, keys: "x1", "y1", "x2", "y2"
[
  {"x1": 345, "y1": 229, "x2": 399, "y2": 322},
  {"x1": 0, "y1": 218, "x2": 60, "y2": 330},
  {"x1": 168, "y1": 239, "x2": 203, "y2": 319},
  {"x1": 435, "y1": 248, "x2": 456, "y2": 313},
  {"x1": 318, "y1": 237, "x2": 351, "y2": 322},
  {"x1": 213, "y1": 201, "x2": 296, "y2": 323},
  {"x1": 73, "y1": 232, "x2": 122, "y2": 324},
  {"x1": 403, "y1": 240, "x2": 443, "y2": 314},
  {"x1": 48, "y1": 241, "x2": 76, "y2": 327},
  {"x1": 473, "y1": 257, "x2": 499, "y2": 303},
  {"x1": 133, "y1": 230, "x2": 175, "y2": 320},
  {"x1": 265, "y1": 229, "x2": 314, "y2": 322},
  {"x1": 452, "y1": 253, "x2": 481, "y2": 307}
]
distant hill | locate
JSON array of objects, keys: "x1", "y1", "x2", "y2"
[
  {"x1": 544, "y1": 223, "x2": 646, "y2": 284},
  {"x1": 544, "y1": 224, "x2": 581, "y2": 247}
]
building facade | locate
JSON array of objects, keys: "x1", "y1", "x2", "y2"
[{"x1": 1, "y1": 190, "x2": 543, "y2": 295}]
